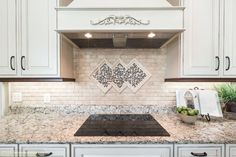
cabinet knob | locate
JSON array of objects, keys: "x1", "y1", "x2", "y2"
[
  {"x1": 36, "y1": 152, "x2": 53, "y2": 157},
  {"x1": 10, "y1": 56, "x2": 16, "y2": 71},
  {"x1": 191, "y1": 152, "x2": 207, "y2": 157}
]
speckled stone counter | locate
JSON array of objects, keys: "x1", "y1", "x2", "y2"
[{"x1": 0, "y1": 108, "x2": 236, "y2": 144}]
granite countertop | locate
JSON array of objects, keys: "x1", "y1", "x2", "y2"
[{"x1": 0, "y1": 108, "x2": 236, "y2": 144}]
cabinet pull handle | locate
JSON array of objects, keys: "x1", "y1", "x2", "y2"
[
  {"x1": 10, "y1": 56, "x2": 15, "y2": 70},
  {"x1": 215, "y1": 56, "x2": 220, "y2": 71},
  {"x1": 226, "y1": 56, "x2": 231, "y2": 71},
  {"x1": 36, "y1": 152, "x2": 53, "y2": 157},
  {"x1": 191, "y1": 152, "x2": 207, "y2": 157},
  {"x1": 21, "y1": 56, "x2": 26, "y2": 70}
]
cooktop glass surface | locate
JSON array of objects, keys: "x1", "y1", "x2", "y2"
[{"x1": 74, "y1": 114, "x2": 170, "y2": 136}]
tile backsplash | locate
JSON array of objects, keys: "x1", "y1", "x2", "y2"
[{"x1": 10, "y1": 48, "x2": 221, "y2": 107}]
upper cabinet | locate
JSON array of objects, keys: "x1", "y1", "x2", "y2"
[
  {"x1": 166, "y1": 0, "x2": 236, "y2": 79},
  {"x1": 182, "y1": 0, "x2": 221, "y2": 76},
  {"x1": 0, "y1": 0, "x2": 74, "y2": 80},
  {"x1": 20, "y1": 0, "x2": 58, "y2": 76},
  {"x1": 224, "y1": 0, "x2": 236, "y2": 76},
  {"x1": 0, "y1": 0, "x2": 17, "y2": 76}
]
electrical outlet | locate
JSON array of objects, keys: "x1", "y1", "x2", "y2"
[
  {"x1": 43, "y1": 94, "x2": 51, "y2": 103},
  {"x1": 12, "y1": 92, "x2": 22, "y2": 102}
]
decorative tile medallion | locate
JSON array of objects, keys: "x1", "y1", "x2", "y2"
[
  {"x1": 112, "y1": 60, "x2": 127, "y2": 93},
  {"x1": 125, "y1": 59, "x2": 151, "y2": 93},
  {"x1": 91, "y1": 59, "x2": 151, "y2": 93},
  {"x1": 91, "y1": 60, "x2": 113, "y2": 93}
]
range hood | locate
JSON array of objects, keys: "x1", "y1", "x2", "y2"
[{"x1": 56, "y1": 0, "x2": 185, "y2": 48}]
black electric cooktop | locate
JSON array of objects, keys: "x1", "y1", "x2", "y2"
[{"x1": 74, "y1": 114, "x2": 170, "y2": 136}]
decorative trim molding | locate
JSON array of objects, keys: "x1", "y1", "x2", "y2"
[
  {"x1": 165, "y1": 78, "x2": 236, "y2": 82},
  {"x1": 0, "y1": 78, "x2": 75, "y2": 82},
  {"x1": 90, "y1": 15, "x2": 150, "y2": 26}
]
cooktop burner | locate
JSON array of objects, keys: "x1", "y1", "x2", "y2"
[{"x1": 74, "y1": 114, "x2": 170, "y2": 136}]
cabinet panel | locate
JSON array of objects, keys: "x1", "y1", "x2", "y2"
[
  {"x1": 182, "y1": 0, "x2": 220, "y2": 76},
  {"x1": 175, "y1": 144, "x2": 224, "y2": 157},
  {"x1": 20, "y1": 0, "x2": 58, "y2": 76},
  {"x1": 0, "y1": 144, "x2": 18, "y2": 157},
  {"x1": 226, "y1": 145, "x2": 236, "y2": 157},
  {"x1": 19, "y1": 144, "x2": 69, "y2": 157},
  {"x1": 0, "y1": 0, "x2": 17, "y2": 75},
  {"x1": 72, "y1": 145, "x2": 173, "y2": 157},
  {"x1": 224, "y1": 0, "x2": 236, "y2": 76}
]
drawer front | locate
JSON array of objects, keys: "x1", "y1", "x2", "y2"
[
  {"x1": 175, "y1": 144, "x2": 224, "y2": 157},
  {"x1": 19, "y1": 144, "x2": 69, "y2": 157},
  {"x1": 226, "y1": 145, "x2": 236, "y2": 157},
  {"x1": 72, "y1": 145, "x2": 173, "y2": 157},
  {"x1": 0, "y1": 144, "x2": 18, "y2": 157}
]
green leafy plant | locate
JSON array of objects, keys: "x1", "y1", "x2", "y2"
[{"x1": 215, "y1": 83, "x2": 236, "y2": 103}]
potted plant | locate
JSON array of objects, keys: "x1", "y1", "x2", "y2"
[{"x1": 215, "y1": 84, "x2": 236, "y2": 115}]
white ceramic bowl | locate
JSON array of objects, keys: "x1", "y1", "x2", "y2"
[{"x1": 178, "y1": 113, "x2": 197, "y2": 124}]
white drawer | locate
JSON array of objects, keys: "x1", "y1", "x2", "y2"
[
  {"x1": 19, "y1": 144, "x2": 69, "y2": 157},
  {"x1": 175, "y1": 144, "x2": 224, "y2": 157},
  {"x1": 0, "y1": 144, "x2": 18, "y2": 157},
  {"x1": 72, "y1": 145, "x2": 173, "y2": 157},
  {"x1": 226, "y1": 144, "x2": 236, "y2": 157}
]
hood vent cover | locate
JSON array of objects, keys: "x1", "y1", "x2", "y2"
[
  {"x1": 56, "y1": 0, "x2": 185, "y2": 48},
  {"x1": 66, "y1": 32, "x2": 177, "y2": 48},
  {"x1": 112, "y1": 34, "x2": 127, "y2": 48}
]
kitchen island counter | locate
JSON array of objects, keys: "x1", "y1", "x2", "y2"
[{"x1": 0, "y1": 109, "x2": 235, "y2": 144}]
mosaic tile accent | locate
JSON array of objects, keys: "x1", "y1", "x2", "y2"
[
  {"x1": 91, "y1": 60, "x2": 113, "y2": 93},
  {"x1": 125, "y1": 59, "x2": 151, "y2": 92},
  {"x1": 112, "y1": 60, "x2": 127, "y2": 93},
  {"x1": 91, "y1": 59, "x2": 151, "y2": 93}
]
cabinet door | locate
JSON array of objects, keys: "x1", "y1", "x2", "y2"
[
  {"x1": 224, "y1": 0, "x2": 236, "y2": 76},
  {"x1": 0, "y1": 0, "x2": 17, "y2": 76},
  {"x1": 182, "y1": 0, "x2": 220, "y2": 76},
  {"x1": 72, "y1": 145, "x2": 173, "y2": 157},
  {"x1": 175, "y1": 144, "x2": 224, "y2": 157},
  {"x1": 226, "y1": 145, "x2": 236, "y2": 157},
  {"x1": 0, "y1": 144, "x2": 18, "y2": 157},
  {"x1": 20, "y1": 0, "x2": 58, "y2": 76},
  {"x1": 19, "y1": 144, "x2": 69, "y2": 157}
]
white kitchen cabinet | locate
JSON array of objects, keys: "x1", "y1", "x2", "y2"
[
  {"x1": 166, "y1": 0, "x2": 236, "y2": 79},
  {"x1": 19, "y1": 0, "x2": 58, "y2": 76},
  {"x1": 223, "y1": 0, "x2": 236, "y2": 76},
  {"x1": 72, "y1": 145, "x2": 173, "y2": 157},
  {"x1": 0, "y1": 0, "x2": 17, "y2": 76},
  {"x1": 0, "y1": 144, "x2": 18, "y2": 157},
  {"x1": 182, "y1": 0, "x2": 221, "y2": 76},
  {"x1": 226, "y1": 145, "x2": 236, "y2": 157},
  {"x1": 175, "y1": 144, "x2": 224, "y2": 157},
  {"x1": 19, "y1": 144, "x2": 70, "y2": 157},
  {"x1": 0, "y1": 0, "x2": 74, "y2": 79}
]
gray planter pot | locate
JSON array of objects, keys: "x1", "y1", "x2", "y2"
[{"x1": 225, "y1": 102, "x2": 236, "y2": 113}]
